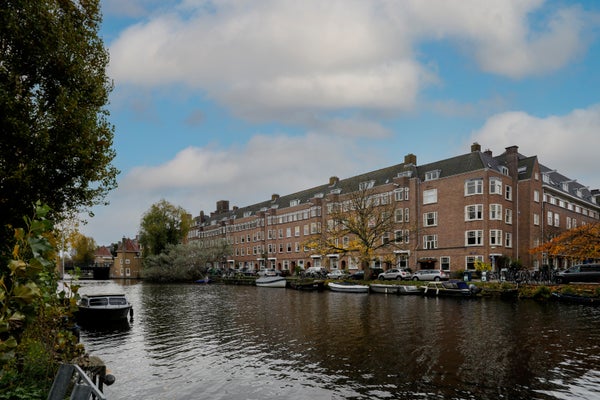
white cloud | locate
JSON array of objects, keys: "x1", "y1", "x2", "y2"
[
  {"x1": 81, "y1": 132, "x2": 374, "y2": 244},
  {"x1": 469, "y1": 104, "x2": 600, "y2": 189},
  {"x1": 108, "y1": 0, "x2": 593, "y2": 120}
]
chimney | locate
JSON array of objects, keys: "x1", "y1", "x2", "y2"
[
  {"x1": 471, "y1": 142, "x2": 481, "y2": 152},
  {"x1": 329, "y1": 176, "x2": 339, "y2": 186},
  {"x1": 271, "y1": 194, "x2": 279, "y2": 202},
  {"x1": 484, "y1": 149, "x2": 493, "y2": 157},
  {"x1": 216, "y1": 200, "x2": 229, "y2": 214},
  {"x1": 404, "y1": 153, "x2": 417, "y2": 165},
  {"x1": 505, "y1": 145, "x2": 519, "y2": 178}
]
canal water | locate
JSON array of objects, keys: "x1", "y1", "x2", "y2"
[{"x1": 76, "y1": 280, "x2": 600, "y2": 400}]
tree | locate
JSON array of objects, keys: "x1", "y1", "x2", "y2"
[
  {"x1": 307, "y1": 185, "x2": 402, "y2": 273},
  {"x1": 69, "y1": 232, "x2": 96, "y2": 266},
  {"x1": 0, "y1": 0, "x2": 119, "y2": 245},
  {"x1": 530, "y1": 222, "x2": 600, "y2": 262},
  {"x1": 139, "y1": 200, "x2": 191, "y2": 257},
  {"x1": 142, "y1": 240, "x2": 231, "y2": 282}
]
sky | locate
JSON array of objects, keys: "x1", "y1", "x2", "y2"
[{"x1": 82, "y1": 0, "x2": 600, "y2": 245}]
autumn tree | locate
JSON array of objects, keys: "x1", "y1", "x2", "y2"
[
  {"x1": 530, "y1": 222, "x2": 600, "y2": 262},
  {"x1": 139, "y1": 200, "x2": 191, "y2": 257},
  {"x1": 307, "y1": 185, "x2": 404, "y2": 274},
  {"x1": 69, "y1": 232, "x2": 96, "y2": 267},
  {"x1": 0, "y1": 0, "x2": 119, "y2": 245}
]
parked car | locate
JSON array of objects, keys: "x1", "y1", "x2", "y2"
[
  {"x1": 327, "y1": 269, "x2": 348, "y2": 280},
  {"x1": 378, "y1": 268, "x2": 412, "y2": 280},
  {"x1": 305, "y1": 266, "x2": 328, "y2": 278},
  {"x1": 556, "y1": 263, "x2": 600, "y2": 284},
  {"x1": 348, "y1": 270, "x2": 365, "y2": 280},
  {"x1": 412, "y1": 269, "x2": 449, "y2": 281}
]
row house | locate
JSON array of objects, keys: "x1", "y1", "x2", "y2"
[
  {"x1": 110, "y1": 237, "x2": 143, "y2": 279},
  {"x1": 188, "y1": 144, "x2": 599, "y2": 274}
]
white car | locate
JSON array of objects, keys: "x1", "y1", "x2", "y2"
[
  {"x1": 378, "y1": 268, "x2": 412, "y2": 280},
  {"x1": 327, "y1": 269, "x2": 348, "y2": 279},
  {"x1": 412, "y1": 269, "x2": 449, "y2": 281}
]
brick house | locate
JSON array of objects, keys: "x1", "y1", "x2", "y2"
[
  {"x1": 111, "y1": 237, "x2": 143, "y2": 279},
  {"x1": 188, "y1": 144, "x2": 600, "y2": 274}
]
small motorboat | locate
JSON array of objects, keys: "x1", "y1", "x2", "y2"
[
  {"x1": 369, "y1": 283, "x2": 400, "y2": 294},
  {"x1": 76, "y1": 294, "x2": 133, "y2": 324},
  {"x1": 195, "y1": 277, "x2": 211, "y2": 284},
  {"x1": 255, "y1": 276, "x2": 287, "y2": 288},
  {"x1": 328, "y1": 281, "x2": 369, "y2": 293},
  {"x1": 397, "y1": 285, "x2": 424, "y2": 295},
  {"x1": 289, "y1": 279, "x2": 325, "y2": 291},
  {"x1": 423, "y1": 280, "x2": 481, "y2": 297}
]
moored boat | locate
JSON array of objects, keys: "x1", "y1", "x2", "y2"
[
  {"x1": 397, "y1": 285, "x2": 424, "y2": 295},
  {"x1": 551, "y1": 292, "x2": 600, "y2": 305},
  {"x1": 255, "y1": 276, "x2": 287, "y2": 288},
  {"x1": 76, "y1": 294, "x2": 132, "y2": 324},
  {"x1": 328, "y1": 281, "x2": 369, "y2": 293},
  {"x1": 289, "y1": 279, "x2": 325, "y2": 291},
  {"x1": 369, "y1": 283, "x2": 400, "y2": 294},
  {"x1": 423, "y1": 280, "x2": 480, "y2": 297}
]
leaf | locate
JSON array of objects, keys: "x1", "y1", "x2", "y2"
[{"x1": 12, "y1": 283, "x2": 41, "y2": 305}]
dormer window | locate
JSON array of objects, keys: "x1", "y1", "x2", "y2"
[
  {"x1": 501, "y1": 166, "x2": 509, "y2": 176},
  {"x1": 290, "y1": 199, "x2": 300, "y2": 207},
  {"x1": 359, "y1": 180, "x2": 375, "y2": 190},
  {"x1": 561, "y1": 182, "x2": 569, "y2": 192},
  {"x1": 243, "y1": 211, "x2": 252, "y2": 217},
  {"x1": 542, "y1": 173, "x2": 550, "y2": 183},
  {"x1": 425, "y1": 170, "x2": 440, "y2": 181}
]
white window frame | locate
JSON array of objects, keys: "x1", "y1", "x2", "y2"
[
  {"x1": 423, "y1": 189, "x2": 438, "y2": 205},
  {"x1": 489, "y1": 178, "x2": 502, "y2": 194},
  {"x1": 465, "y1": 179, "x2": 483, "y2": 196},
  {"x1": 489, "y1": 204, "x2": 502, "y2": 220},
  {"x1": 423, "y1": 211, "x2": 438, "y2": 227},
  {"x1": 490, "y1": 229, "x2": 503, "y2": 246},
  {"x1": 465, "y1": 230, "x2": 483, "y2": 246},
  {"x1": 423, "y1": 234, "x2": 438, "y2": 249},
  {"x1": 465, "y1": 204, "x2": 483, "y2": 221}
]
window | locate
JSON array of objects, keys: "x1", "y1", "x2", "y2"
[
  {"x1": 423, "y1": 211, "x2": 438, "y2": 227},
  {"x1": 489, "y1": 204, "x2": 502, "y2": 220},
  {"x1": 505, "y1": 185, "x2": 512, "y2": 201},
  {"x1": 534, "y1": 190, "x2": 540, "y2": 202},
  {"x1": 359, "y1": 180, "x2": 375, "y2": 190},
  {"x1": 465, "y1": 204, "x2": 483, "y2": 221},
  {"x1": 423, "y1": 189, "x2": 437, "y2": 204},
  {"x1": 294, "y1": 226, "x2": 300, "y2": 237},
  {"x1": 382, "y1": 232, "x2": 390, "y2": 244},
  {"x1": 505, "y1": 209, "x2": 512, "y2": 224},
  {"x1": 395, "y1": 208, "x2": 403, "y2": 223},
  {"x1": 394, "y1": 188, "x2": 404, "y2": 201},
  {"x1": 490, "y1": 230, "x2": 502, "y2": 246},
  {"x1": 466, "y1": 230, "x2": 483, "y2": 246},
  {"x1": 466, "y1": 256, "x2": 483, "y2": 270},
  {"x1": 566, "y1": 217, "x2": 572, "y2": 229},
  {"x1": 394, "y1": 230, "x2": 404, "y2": 243},
  {"x1": 423, "y1": 234, "x2": 438, "y2": 249},
  {"x1": 490, "y1": 178, "x2": 502, "y2": 194},
  {"x1": 425, "y1": 170, "x2": 440, "y2": 181},
  {"x1": 286, "y1": 227, "x2": 292, "y2": 238},
  {"x1": 465, "y1": 179, "x2": 483, "y2": 195},
  {"x1": 441, "y1": 257, "x2": 450, "y2": 271},
  {"x1": 554, "y1": 213, "x2": 560, "y2": 227},
  {"x1": 547, "y1": 211, "x2": 553, "y2": 226},
  {"x1": 505, "y1": 232, "x2": 512, "y2": 248},
  {"x1": 404, "y1": 208, "x2": 410, "y2": 222},
  {"x1": 534, "y1": 213, "x2": 539, "y2": 226}
]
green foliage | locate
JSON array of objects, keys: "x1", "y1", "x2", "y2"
[
  {"x1": 0, "y1": 0, "x2": 119, "y2": 244},
  {"x1": 142, "y1": 240, "x2": 231, "y2": 282},
  {"x1": 139, "y1": 200, "x2": 191, "y2": 256},
  {"x1": 70, "y1": 233, "x2": 96, "y2": 267},
  {"x1": 0, "y1": 203, "x2": 83, "y2": 397}
]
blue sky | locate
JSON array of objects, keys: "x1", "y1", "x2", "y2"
[{"x1": 82, "y1": 0, "x2": 600, "y2": 245}]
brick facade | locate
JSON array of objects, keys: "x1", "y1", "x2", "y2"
[{"x1": 188, "y1": 144, "x2": 599, "y2": 274}]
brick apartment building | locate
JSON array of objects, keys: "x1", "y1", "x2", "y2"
[
  {"x1": 188, "y1": 144, "x2": 600, "y2": 275},
  {"x1": 110, "y1": 237, "x2": 143, "y2": 279}
]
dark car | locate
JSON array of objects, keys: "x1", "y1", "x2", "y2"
[
  {"x1": 348, "y1": 270, "x2": 365, "y2": 280},
  {"x1": 556, "y1": 263, "x2": 600, "y2": 284}
]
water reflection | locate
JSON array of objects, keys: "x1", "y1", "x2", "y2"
[{"x1": 77, "y1": 282, "x2": 600, "y2": 399}]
